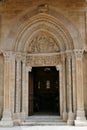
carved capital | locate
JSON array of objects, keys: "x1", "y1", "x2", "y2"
[
  {"x1": 15, "y1": 54, "x2": 22, "y2": 61},
  {"x1": 3, "y1": 52, "x2": 15, "y2": 61},
  {"x1": 66, "y1": 52, "x2": 72, "y2": 60},
  {"x1": 22, "y1": 55, "x2": 26, "y2": 63},
  {"x1": 75, "y1": 50, "x2": 83, "y2": 60},
  {"x1": 61, "y1": 54, "x2": 66, "y2": 62}
]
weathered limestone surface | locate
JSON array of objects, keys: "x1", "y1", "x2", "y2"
[{"x1": 0, "y1": 0, "x2": 87, "y2": 126}]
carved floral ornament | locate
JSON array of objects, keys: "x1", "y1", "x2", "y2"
[{"x1": 28, "y1": 31, "x2": 60, "y2": 53}]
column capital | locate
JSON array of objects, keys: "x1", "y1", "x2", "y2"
[
  {"x1": 15, "y1": 53, "x2": 26, "y2": 62},
  {"x1": 22, "y1": 56, "x2": 26, "y2": 63},
  {"x1": 3, "y1": 51, "x2": 15, "y2": 61},
  {"x1": 74, "y1": 50, "x2": 83, "y2": 60},
  {"x1": 15, "y1": 54, "x2": 22, "y2": 61},
  {"x1": 61, "y1": 54, "x2": 66, "y2": 62},
  {"x1": 66, "y1": 52, "x2": 72, "y2": 59}
]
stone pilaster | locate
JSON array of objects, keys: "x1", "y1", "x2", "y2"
[
  {"x1": 25, "y1": 66, "x2": 32, "y2": 116},
  {"x1": 15, "y1": 59, "x2": 21, "y2": 120},
  {"x1": 67, "y1": 53, "x2": 74, "y2": 125},
  {"x1": 9, "y1": 55, "x2": 15, "y2": 115},
  {"x1": 0, "y1": 52, "x2": 13, "y2": 126},
  {"x1": 56, "y1": 65, "x2": 63, "y2": 116},
  {"x1": 62, "y1": 55, "x2": 68, "y2": 122},
  {"x1": 75, "y1": 51, "x2": 87, "y2": 126},
  {"x1": 21, "y1": 57, "x2": 26, "y2": 120}
]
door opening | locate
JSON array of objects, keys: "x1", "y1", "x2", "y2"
[{"x1": 28, "y1": 67, "x2": 60, "y2": 116}]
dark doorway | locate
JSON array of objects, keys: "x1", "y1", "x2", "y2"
[{"x1": 28, "y1": 67, "x2": 60, "y2": 116}]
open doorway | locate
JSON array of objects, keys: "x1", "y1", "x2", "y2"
[{"x1": 28, "y1": 67, "x2": 60, "y2": 116}]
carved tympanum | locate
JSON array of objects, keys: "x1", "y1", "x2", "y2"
[{"x1": 28, "y1": 31, "x2": 60, "y2": 53}]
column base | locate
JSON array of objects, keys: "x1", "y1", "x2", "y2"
[
  {"x1": 75, "y1": 110, "x2": 87, "y2": 126},
  {"x1": 0, "y1": 110, "x2": 13, "y2": 127},
  {"x1": 13, "y1": 113, "x2": 21, "y2": 125},
  {"x1": 67, "y1": 112, "x2": 75, "y2": 125},
  {"x1": 63, "y1": 112, "x2": 68, "y2": 122},
  {"x1": 21, "y1": 111, "x2": 26, "y2": 121},
  {"x1": 75, "y1": 120, "x2": 87, "y2": 126}
]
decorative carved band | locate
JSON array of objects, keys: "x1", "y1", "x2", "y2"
[{"x1": 26, "y1": 55, "x2": 61, "y2": 66}]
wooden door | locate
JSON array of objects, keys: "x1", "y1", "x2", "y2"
[
  {"x1": 28, "y1": 72, "x2": 34, "y2": 116},
  {"x1": 33, "y1": 67, "x2": 60, "y2": 114}
]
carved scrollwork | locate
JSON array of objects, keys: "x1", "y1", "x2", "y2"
[{"x1": 28, "y1": 31, "x2": 60, "y2": 53}]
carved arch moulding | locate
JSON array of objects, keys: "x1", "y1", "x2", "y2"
[
  {"x1": 14, "y1": 19, "x2": 73, "y2": 52},
  {"x1": 4, "y1": 7, "x2": 83, "y2": 52},
  {"x1": 6, "y1": 13, "x2": 78, "y2": 52}
]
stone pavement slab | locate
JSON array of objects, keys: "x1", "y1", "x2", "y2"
[
  {"x1": 0, "y1": 126, "x2": 87, "y2": 130},
  {"x1": 21, "y1": 126, "x2": 87, "y2": 130}
]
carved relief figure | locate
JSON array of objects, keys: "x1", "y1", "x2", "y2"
[{"x1": 28, "y1": 31, "x2": 60, "y2": 53}]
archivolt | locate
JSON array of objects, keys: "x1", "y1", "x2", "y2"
[
  {"x1": 5, "y1": 8, "x2": 83, "y2": 52},
  {"x1": 13, "y1": 13, "x2": 74, "y2": 52}
]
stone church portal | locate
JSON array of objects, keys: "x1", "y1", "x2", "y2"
[{"x1": 0, "y1": 0, "x2": 87, "y2": 127}]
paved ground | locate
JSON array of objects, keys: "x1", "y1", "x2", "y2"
[{"x1": 0, "y1": 126, "x2": 87, "y2": 130}]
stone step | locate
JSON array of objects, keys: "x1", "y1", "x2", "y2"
[{"x1": 21, "y1": 116, "x2": 66, "y2": 126}]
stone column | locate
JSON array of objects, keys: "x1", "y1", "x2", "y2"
[
  {"x1": 21, "y1": 58, "x2": 26, "y2": 120},
  {"x1": 0, "y1": 52, "x2": 13, "y2": 126},
  {"x1": 9, "y1": 55, "x2": 15, "y2": 114},
  {"x1": 62, "y1": 55, "x2": 68, "y2": 121},
  {"x1": 75, "y1": 51, "x2": 87, "y2": 126},
  {"x1": 72, "y1": 54, "x2": 77, "y2": 115},
  {"x1": 67, "y1": 54, "x2": 74, "y2": 125},
  {"x1": 25, "y1": 66, "x2": 32, "y2": 116},
  {"x1": 15, "y1": 59, "x2": 21, "y2": 120}
]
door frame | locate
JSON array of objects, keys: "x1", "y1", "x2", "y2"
[{"x1": 26, "y1": 65, "x2": 63, "y2": 117}]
